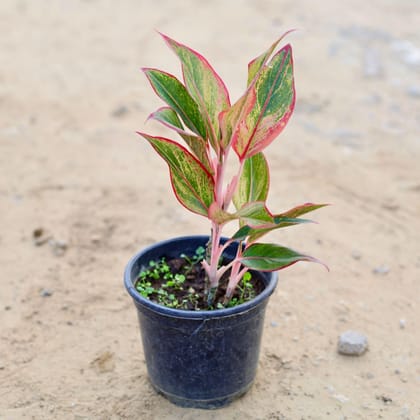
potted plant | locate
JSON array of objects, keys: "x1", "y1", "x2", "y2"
[{"x1": 124, "y1": 31, "x2": 327, "y2": 409}]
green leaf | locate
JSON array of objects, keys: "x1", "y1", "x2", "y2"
[
  {"x1": 220, "y1": 200, "x2": 324, "y2": 238},
  {"x1": 209, "y1": 201, "x2": 272, "y2": 226},
  {"x1": 231, "y1": 217, "x2": 313, "y2": 242},
  {"x1": 233, "y1": 153, "x2": 269, "y2": 211},
  {"x1": 139, "y1": 133, "x2": 214, "y2": 216},
  {"x1": 233, "y1": 44, "x2": 295, "y2": 159},
  {"x1": 236, "y1": 201, "x2": 273, "y2": 226},
  {"x1": 241, "y1": 243, "x2": 327, "y2": 271},
  {"x1": 161, "y1": 33, "x2": 231, "y2": 150},
  {"x1": 147, "y1": 106, "x2": 187, "y2": 134},
  {"x1": 219, "y1": 89, "x2": 253, "y2": 151},
  {"x1": 277, "y1": 203, "x2": 329, "y2": 219},
  {"x1": 148, "y1": 107, "x2": 213, "y2": 174},
  {"x1": 181, "y1": 135, "x2": 213, "y2": 174},
  {"x1": 208, "y1": 202, "x2": 236, "y2": 224},
  {"x1": 142, "y1": 68, "x2": 207, "y2": 138},
  {"x1": 231, "y1": 225, "x2": 254, "y2": 241},
  {"x1": 232, "y1": 202, "x2": 327, "y2": 243},
  {"x1": 220, "y1": 32, "x2": 293, "y2": 150}
]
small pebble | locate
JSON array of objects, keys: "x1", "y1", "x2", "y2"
[
  {"x1": 373, "y1": 265, "x2": 390, "y2": 275},
  {"x1": 299, "y1": 120, "x2": 321, "y2": 134},
  {"x1": 33, "y1": 228, "x2": 52, "y2": 246},
  {"x1": 40, "y1": 289, "x2": 53, "y2": 297},
  {"x1": 361, "y1": 372, "x2": 375, "y2": 379},
  {"x1": 399, "y1": 319, "x2": 406, "y2": 329},
  {"x1": 330, "y1": 128, "x2": 362, "y2": 149},
  {"x1": 330, "y1": 128, "x2": 361, "y2": 140},
  {"x1": 376, "y1": 394, "x2": 392, "y2": 404},
  {"x1": 326, "y1": 384, "x2": 335, "y2": 394},
  {"x1": 390, "y1": 39, "x2": 420, "y2": 67},
  {"x1": 406, "y1": 85, "x2": 420, "y2": 98},
  {"x1": 111, "y1": 105, "x2": 129, "y2": 117},
  {"x1": 49, "y1": 239, "x2": 68, "y2": 256},
  {"x1": 338, "y1": 330, "x2": 368, "y2": 356},
  {"x1": 400, "y1": 405, "x2": 411, "y2": 418},
  {"x1": 90, "y1": 235, "x2": 101, "y2": 244},
  {"x1": 90, "y1": 351, "x2": 115, "y2": 373},
  {"x1": 363, "y1": 47, "x2": 383, "y2": 78},
  {"x1": 270, "y1": 321, "x2": 279, "y2": 327},
  {"x1": 328, "y1": 41, "x2": 341, "y2": 57},
  {"x1": 351, "y1": 250, "x2": 362, "y2": 260},
  {"x1": 381, "y1": 202, "x2": 399, "y2": 211},
  {"x1": 362, "y1": 93, "x2": 382, "y2": 105},
  {"x1": 332, "y1": 393, "x2": 349, "y2": 403},
  {"x1": 339, "y1": 26, "x2": 391, "y2": 43},
  {"x1": 381, "y1": 121, "x2": 405, "y2": 135}
]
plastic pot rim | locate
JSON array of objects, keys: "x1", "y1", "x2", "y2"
[{"x1": 124, "y1": 235, "x2": 278, "y2": 320}]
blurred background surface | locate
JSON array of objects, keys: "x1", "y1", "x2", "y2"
[{"x1": 1, "y1": 1, "x2": 419, "y2": 418}]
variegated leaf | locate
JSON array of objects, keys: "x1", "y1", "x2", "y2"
[
  {"x1": 148, "y1": 107, "x2": 213, "y2": 173},
  {"x1": 236, "y1": 201, "x2": 273, "y2": 226},
  {"x1": 219, "y1": 87, "x2": 256, "y2": 150},
  {"x1": 232, "y1": 202, "x2": 327, "y2": 242},
  {"x1": 147, "y1": 106, "x2": 189, "y2": 136},
  {"x1": 233, "y1": 44, "x2": 295, "y2": 159},
  {"x1": 139, "y1": 133, "x2": 214, "y2": 216},
  {"x1": 276, "y1": 203, "x2": 329, "y2": 220},
  {"x1": 241, "y1": 243, "x2": 328, "y2": 271},
  {"x1": 233, "y1": 152, "x2": 269, "y2": 211},
  {"x1": 161, "y1": 33, "x2": 231, "y2": 150},
  {"x1": 247, "y1": 30, "x2": 295, "y2": 86},
  {"x1": 208, "y1": 202, "x2": 236, "y2": 224},
  {"x1": 232, "y1": 217, "x2": 313, "y2": 243},
  {"x1": 209, "y1": 201, "x2": 273, "y2": 226},
  {"x1": 142, "y1": 68, "x2": 207, "y2": 139}
]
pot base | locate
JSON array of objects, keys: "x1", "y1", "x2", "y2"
[{"x1": 151, "y1": 380, "x2": 253, "y2": 409}]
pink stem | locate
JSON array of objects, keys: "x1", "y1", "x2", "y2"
[
  {"x1": 208, "y1": 222, "x2": 222, "y2": 288},
  {"x1": 206, "y1": 147, "x2": 247, "y2": 300},
  {"x1": 207, "y1": 150, "x2": 227, "y2": 289},
  {"x1": 224, "y1": 245, "x2": 244, "y2": 299}
]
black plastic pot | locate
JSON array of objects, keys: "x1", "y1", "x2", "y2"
[{"x1": 124, "y1": 235, "x2": 278, "y2": 409}]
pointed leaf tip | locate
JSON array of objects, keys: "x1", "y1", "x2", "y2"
[
  {"x1": 142, "y1": 67, "x2": 207, "y2": 139},
  {"x1": 230, "y1": 42, "x2": 296, "y2": 160},
  {"x1": 159, "y1": 33, "x2": 231, "y2": 150},
  {"x1": 247, "y1": 29, "x2": 296, "y2": 86}
]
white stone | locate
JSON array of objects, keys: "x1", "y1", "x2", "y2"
[{"x1": 338, "y1": 330, "x2": 368, "y2": 356}]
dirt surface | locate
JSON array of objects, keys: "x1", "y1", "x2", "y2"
[{"x1": 1, "y1": 0, "x2": 419, "y2": 418}]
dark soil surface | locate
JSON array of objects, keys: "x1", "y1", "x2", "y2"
[{"x1": 135, "y1": 256, "x2": 266, "y2": 310}]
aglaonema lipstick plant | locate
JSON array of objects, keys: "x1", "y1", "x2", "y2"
[{"x1": 139, "y1": 31, "x2": 327, "y2": 308}]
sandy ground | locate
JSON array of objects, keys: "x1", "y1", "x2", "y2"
[{"x1": 1, "y1": 0, "x2": 420, "y2": 418}]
